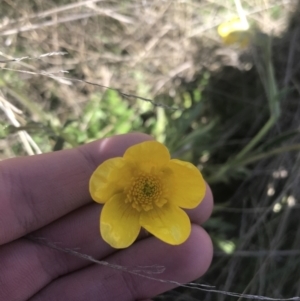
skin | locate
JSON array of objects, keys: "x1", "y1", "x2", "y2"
[{"x1": 0, "y1": 133, "x2": 214, "y2": 301}]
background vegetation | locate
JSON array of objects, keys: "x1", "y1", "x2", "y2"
[{"x1": 1, "y1": 0, "x2": 300, "y2": 300}]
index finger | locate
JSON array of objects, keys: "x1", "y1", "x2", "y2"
[{"x1": 0, "y1": 133, "x2": 152, "y2": 245}]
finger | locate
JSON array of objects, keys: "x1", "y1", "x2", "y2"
[
  {"x1": 0, "y1": 133, "x2": 152, "y2": 245},
  {"x1": 0, "y1": 182, "x2": 213, "y2": 301},
  {"x1": 187, "y1": 183, "x2": 213, "y2": 225},
  {"x1": 29, "y1": 225, "x2": 213, "y2": 301},
  {"x1": 0, "y1": 204, "x2": 102, "y2": 301}
]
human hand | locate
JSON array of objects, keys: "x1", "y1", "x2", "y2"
[{"x1": 0, "y1": 133, "x2": 213, "y2": 301}]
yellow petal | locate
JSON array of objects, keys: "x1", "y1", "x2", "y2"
[
  {"x1": 166, "y1": 159, "x2": 206, "y2": 209},
  {"x1": 90, "y1": 158, "x2": 135, "y2": 203},
  {"x1": 222, "y1": 32, "x2": 250, "y2": 47},
  {"x1": 89, "y1": 157, "x2": 124, "y2": 203},
  {"x1": 217, "y1": 18, "x2": 249, "y2": 38},
  {"x1": 124, "y1": 141, "x2": 170, "y2": 167},
  {"x1": 100, "y1": 193, "x2": 140, "y2": 248},
  {"x1": 140, "y1": 203, "x2": 191, "y2": 245}
]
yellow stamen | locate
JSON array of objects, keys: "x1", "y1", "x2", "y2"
[{"x1": 126, "y1": 173, "x2": 164, "y2": 211}]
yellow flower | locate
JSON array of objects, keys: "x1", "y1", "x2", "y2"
[
  {"x1": 89, "y1": 141, "x2": 206, "y2": 248},
  {"x1": 218, "y1": 18, "x2": 250, "y2": 48}
]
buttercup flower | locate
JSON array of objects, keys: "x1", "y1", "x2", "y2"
[
  {"x1": 218, "y1": 18, "x2": 250, "y2": 48},
  {"x1": 89, "y1": 141, "x2": 206, "y2": 248}
]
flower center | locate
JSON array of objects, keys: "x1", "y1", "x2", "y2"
[{"x1": 126, "y1": 173, "x2": 166, "y2": 211}]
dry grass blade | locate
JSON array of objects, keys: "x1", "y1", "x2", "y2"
[
  {"x1": 0, "y1": 12, "x2": 102, "y2": 36},
  {"x1": 0, "y1": 94, "x2": 42, "y2": 155},
  {"x1": 26, "y1": 235, "x2": 300, "y2": 301},
  {"x1": 1, "y1": 66, "x2": 180, "y2": 110}
]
